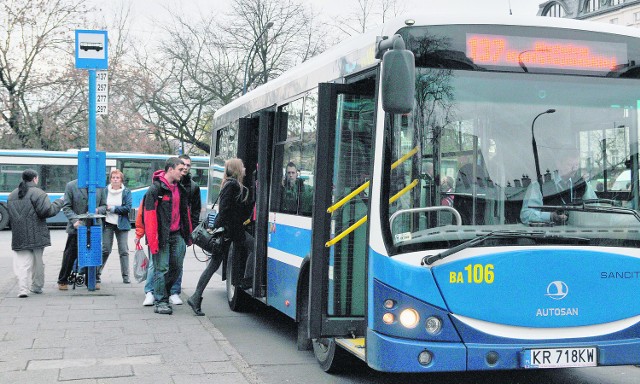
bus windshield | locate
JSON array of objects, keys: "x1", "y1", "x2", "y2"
[{"x1": 386, "y1": 68, "x2": 640, "y2": 252}]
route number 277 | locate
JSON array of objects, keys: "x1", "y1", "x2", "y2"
[{"x1": 449, "y1": 264, "x2": 495, "y2": 284}]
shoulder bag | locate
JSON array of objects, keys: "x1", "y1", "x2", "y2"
[{"x1": 191, "y1": 189, "x2": 229, "y2": 252}]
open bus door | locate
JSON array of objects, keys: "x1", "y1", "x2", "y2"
[
  {"x1": 225, "y1": 113, "x2": 268, "y2": 311},
  {"x1": 309, "y1": 78, "x2": 376, "y2": 371}
]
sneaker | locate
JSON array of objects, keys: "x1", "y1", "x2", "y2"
[
  {"x1": 30, "y1": 288, "x2": 43, "y2": 294},
  {"x1": 154, "y1": 302, "x2": 173, "y2": 315},
  {"x1": 18, "y1": 293, "x2": 28, "y2": 298},
  {"x1": 143, "y1": 292, "x2": 154, "y2": 306},
  {"x1": 169, "y1": 293, "x2": 183, "y2": 305},
  {"x1": 58, "y1": 283, "x2": 68, "y2": 291},
  {"x1": 123, "y1": 276, "x2": 130, "y2": 284}
]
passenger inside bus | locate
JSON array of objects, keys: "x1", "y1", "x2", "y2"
[
  {"x1": 452, "y1": 155, "x2": 492, "y2": 225},
  {"x1": 439, "y1": 176, "x2": 454, "y2": 206},
  {"x1": 280, "y1": 162, "x2": 312, "y2": 215},
  {"x1": 520, "y1": 154, "x2": 597, "y2": 225}
]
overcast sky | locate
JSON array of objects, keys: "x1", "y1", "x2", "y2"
[{"x1": 90, "y1": 0, "x2": 546, "y2": 36}]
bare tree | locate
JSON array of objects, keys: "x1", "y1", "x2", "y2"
[
  {"x1": 92, "y1": 1, "x2": 164, "y2": 153},
  {"x1": 129, "y1": 0, "x2": 329, "y2": 155},
  {"x1": 223, "y1": 0, "x2": 328, "y2": 93},
  {"x1": 131, "y1": 13, "x2": 228, "y2": 155},
  {"x1": 0, "y1": 0, "x2": 92, "y2": 149},
  {"x1": 333, "y1": 0, "x2": 407, "y2": 36}
]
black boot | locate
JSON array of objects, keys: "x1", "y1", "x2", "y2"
[{"x1": 187, "y1": 295, "x2": 205, "y2": 316}]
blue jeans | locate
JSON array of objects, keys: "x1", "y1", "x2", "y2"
[
  {"x1": 144, "y1": 258, "x2": 183, "y2": 295},
  {"x1": 151, "y1": 232, "x2": 186, "y2": 303}
]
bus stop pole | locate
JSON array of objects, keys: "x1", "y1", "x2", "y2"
[{"x1": 86, "y1": 69, "x2": 98, "y2": 291}]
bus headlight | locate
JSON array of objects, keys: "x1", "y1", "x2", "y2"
[
  {"x1": 399, "y1": 308, "x2": 420, "y2": 328},
  {"x1": 425, "y1": 316, "x2": 442, "y2": 335},
  {"x1": 382, "y1": 312, "x2": 395, "y2": 324}
]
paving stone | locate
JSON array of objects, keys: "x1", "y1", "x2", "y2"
[
  {"x1": 0, "y1": 230, "x2": 259, "y2": 383},
  {"x1": 59, "y1": 364, "x2": 134, "y2": 381}
]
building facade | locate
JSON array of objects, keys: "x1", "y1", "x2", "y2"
[{"x1": 538, "y1": 0, "x2": 640, "y2": 27}]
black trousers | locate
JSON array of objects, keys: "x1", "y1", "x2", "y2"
[
  {"x1": 192, "y1": 239, "x2": 234, "y2": 299},
  {"x1": 57, "y1": 233, "x2": 78, "y2": 284}
]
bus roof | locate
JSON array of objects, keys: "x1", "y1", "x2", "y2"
[{"x1": 213, "y1": 13, "x2": 640, "y2": 128}]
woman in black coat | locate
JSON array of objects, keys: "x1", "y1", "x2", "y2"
[
  {"x1": 7, "y1": 169, "x2": 64, "y2": 297},
  {"x1": 188, "y1": 158, "x2": 253, "y2": 316}
]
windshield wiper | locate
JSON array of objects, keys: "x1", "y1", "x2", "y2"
[
  {"x1": 530, "y1": 202, "x2": 640, "y2": 222},
  {"x1": 421, "y1": 230, "x2": 589, "y2": 266}
]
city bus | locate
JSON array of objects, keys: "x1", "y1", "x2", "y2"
[
  {"x1": 0, "y1": 150, "x2": 209, "y2": 229},
  {"x1": 209, "y1": 13, "x2": 640, "y2": 373}
]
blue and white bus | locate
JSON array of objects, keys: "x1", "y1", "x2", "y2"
[
  {"x1": 209, "y1": 14, "x2": 640, "y2": 373},
  {"x1": 0, "y1": 150, "x2": 209, "y2": 229}
]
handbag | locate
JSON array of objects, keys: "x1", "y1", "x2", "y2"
[
  {"x1": 192, "y1": 220, "x2": 228, "y2": 250},
  {"x1": 191, "y1": 186, "x2": 230, "y2": 251},
  {"x1": 133, "y1": 243, "x2": 149, "y2": 283}
]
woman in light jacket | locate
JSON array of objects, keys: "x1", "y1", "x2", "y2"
[
  {"x1": 97, "y1": 169, "x2": 132, "y2": 284},
  {"x1": 7, "y1": 169, "x2": 64, "y2": 297}
]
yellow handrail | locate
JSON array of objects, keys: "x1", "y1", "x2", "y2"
[
  {"x1": 326, "y1": 179, "x2": 419, "y2": 247},
  {"x1": 326, "y1": 145, "x2": 419, "y2": 214},
  {"x1": 325, "y1": 216, "x2": 368, "y2": 247},
  {"x1": 389, "y1": 179, "x2": 418, "y2": 204},
  {"x1": 391, "y1": 146, "x2": 419, "y2": 171},
  {"x1": 327, "y1": 181, "x2": 370, "y2": 214}
]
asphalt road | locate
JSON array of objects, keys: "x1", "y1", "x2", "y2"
[
  {"x1": 201, "y1": 264, "x2": 640, "y2": 384},
  {"x1": 2, "y1": 229, "x2": 638, "y2": 384}
]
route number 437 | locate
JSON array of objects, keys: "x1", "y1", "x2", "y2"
[{"x1": 449, "y1": 264, "x2": 495, "y2": 284}]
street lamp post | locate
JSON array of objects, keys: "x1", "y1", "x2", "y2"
[
  {"x1": 531, "y1": 108, "x2": 556, "y2": 194},
  {"x1": 242, "y1": 21, "x2": 274, "y2": 95}
]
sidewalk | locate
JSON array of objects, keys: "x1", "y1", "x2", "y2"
[{"x1": 0, "y1": 229, "x2": 259, "y2": 383}]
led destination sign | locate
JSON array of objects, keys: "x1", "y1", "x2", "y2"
[{"x1": 466, "y1": 33, "x2": 627, "y2": 72}]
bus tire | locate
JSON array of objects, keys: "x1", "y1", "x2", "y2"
[
  {"x1": 296, "y1": 284, "x2": 312, "y2": 351},
  {"x1": 312, "y1": 337, "x2": 348, "y2": 373},
  {"x1": 0, "y1": 203, "x2": 9, "y2": 230},
  {"x1": 226, "y1": 244, "x2": 250, "y2": 312}
]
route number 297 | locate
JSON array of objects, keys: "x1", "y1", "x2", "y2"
[{"x1": 449, "y1": 264, "x2": 494, "y2": 284}]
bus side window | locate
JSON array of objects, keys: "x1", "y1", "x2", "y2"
[{"x1": 271, "y1": 92, "x2": 316, "y2": 216}]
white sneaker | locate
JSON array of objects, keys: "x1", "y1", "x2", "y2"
[
  {"x1": 169, "y1": 293, "x2": 183, "y2": 305},
  {"x1": 143, "y1": 292, "x2": 154, "y2": 306}
]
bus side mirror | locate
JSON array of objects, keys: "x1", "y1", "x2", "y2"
[{"x1": 380, "y1": 36, "x2": 415, "y2": 114}]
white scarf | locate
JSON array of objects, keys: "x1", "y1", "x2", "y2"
[{"x1": 106, "y1": 184, "x2": 124, "y2": 225}]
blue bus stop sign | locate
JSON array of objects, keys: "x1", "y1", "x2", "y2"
[{"x1": 75, "y1": 30, "x2": 108, "y2": 70}]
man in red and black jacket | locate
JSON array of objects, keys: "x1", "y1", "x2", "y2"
[{"x1": 143, "y1": 157, "x2": 192, "y2": 315}]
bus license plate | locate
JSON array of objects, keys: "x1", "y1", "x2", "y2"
[{"x1": 523, "y1": 347, "x2": 597, "y2": 368}]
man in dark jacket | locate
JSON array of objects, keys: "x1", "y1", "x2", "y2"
[
  {"x1": 157, "y1": 154, "x2": 202, "y2": 306},
  {"x1": 281, "y1": 162, "x2": 312, "y2": 215},
  {"x1": 179, "y1": 154, "x2": 202, "y2": 230},
  {"x1": 8, "y1": 169, "x2": 64, "y2": 297},
  {"x1": 143, "y1": 157, "x2": 192, "y2": 315},
  {"x1": 56, "y1": 179, "x2": 106, "y2": 290}
]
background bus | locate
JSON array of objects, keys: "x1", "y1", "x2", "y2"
[
  {"x1": 0, "y1": 150, "x2": 209, "y2": 229},
  {"x1": 208, "y1": 13, "x2": 640, "y2": 374}
]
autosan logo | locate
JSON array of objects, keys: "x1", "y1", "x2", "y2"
[
  {"x1": 545, "y1": 281, "x2": 569, "y2": 300},
  {"x1": 536, "y1": 281, "x2": 578, "y2": 317}
]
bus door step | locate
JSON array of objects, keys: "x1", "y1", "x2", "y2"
[{"x1": 336, "y1": 337, "x2": 366, "y2": 361}]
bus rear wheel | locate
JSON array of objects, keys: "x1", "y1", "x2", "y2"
[
  {"x1": 226, "y1": 244, "x2": 250, "y2": 312},
  {"x1": 312, "y1": 337, "x2": 348, "y2": 373}
]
